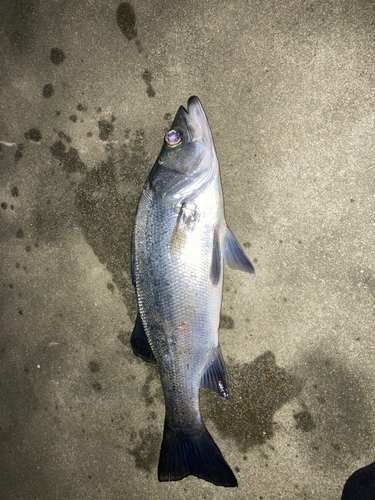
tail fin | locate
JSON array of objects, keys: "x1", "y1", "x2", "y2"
[{"x1": 158, "y1": 419, "x2": 237, "y2": 487}]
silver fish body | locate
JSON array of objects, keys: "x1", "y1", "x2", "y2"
[{"x1": 131, "y1": 96, "x2": 254, "y2": 487}]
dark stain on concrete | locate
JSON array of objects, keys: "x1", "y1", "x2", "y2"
[
  {"x1": 5, "y1": 0, "x2": 37, "y2": 52},
  {"x1": 69, "y1": 115, "x2": 77, "y2": 123},
  {"x1": 98, "y1": 119, "x2": 114, "y2": 141},
  {"x1": 117, "y1": 3, "x2": 137, "y2": 41},
  {"x1": 14, "y1": 144, "x2": 24, "y2": 162},
  {"x1": 33, "y1": 183, "x2": 77, "y2": 241},
  {"x1": 42, "y1": 83, "x2": 54, "y2": 98},
  {"x1": 57, "y1": 131, "x2": 72, "y2": 143},
  {"x1": 142, "y1": 69, "x2": 152, "y2": 84},
  {"x1": 220, "y1": 314, "x2": 234, "y2": 329},
  {"x1": 0, "y1": 349, "x2": 40, "y2": 497},
  {"x1": 1, "y1": 202, "x2": 8, "y2": 209},
  {"x1": 50, "y1": 140, "x2": 86, "y2": 173},
  {"x1": 16, "y1": 228, "x2": 24, "y2": 238},
  {"x1": 294, "y1": 350, "x2": 374, "y2": 470},
  {"x1": 142, "y1": 70, "x2": 155, "y2": 97},
  {"x1": 50, "y1": 140, "x2": 65, "y2": 159},
  {"x1": 294, "y1": 410, "x2": 316, "y2": 432},
  {"x1": 117, "y1": 331, "x2": 128, "y2": 346},
  {"x1": 76, "y1": 130, "x2": 150, "y2": 319},
  {"x1": 88, "y1": 361, "x2": 100, "y2": 373},
  {"x1": 50, "y1": 47, "x2": 65, "y2": 65},
  {"x1": 135, "y1": 39, "x2": 143, "y2": 53},
  {"x1": 62, "y1": 147, "x2": 86, "y2": 173},
  {"x1": 92, "y1": 382, "x2": 102, "y2": 392},
  {"x1": 11, "y1": 186, "x2": 19, "y2": 197},
  {"x1": 200, "y1": 351, "x2": 303, "y2": 452},
  {"x1": 77, "y1": 103, "x2": 87, "y2": 112},
  {"x1": 24, "y1": 128, "x2": 42, "y2": 142},
  {"x1": 128, "y1": 428, "x2": 160, "y2": 472}
]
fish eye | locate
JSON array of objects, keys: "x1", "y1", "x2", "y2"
[{"x1": 165, "y1": 129, "x2": 182, "y2": 147}]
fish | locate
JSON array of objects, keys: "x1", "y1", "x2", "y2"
[{"x1": 131, "y1": 96, "x2": 255, "y2": 487}]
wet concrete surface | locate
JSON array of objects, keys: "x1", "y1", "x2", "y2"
[{"x1": 0, "y1": 1, "x2": 374, "y2": 498}]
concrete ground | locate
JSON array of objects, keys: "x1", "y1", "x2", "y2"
[{"x1": 0, "y1": 1, "x2": 374, "y2": 498}]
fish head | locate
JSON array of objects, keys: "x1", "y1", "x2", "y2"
[{"x1": 149, "y1": 96, "x2": 218, "y2": 206}]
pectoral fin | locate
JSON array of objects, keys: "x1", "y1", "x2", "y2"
[
  {"x1": 130, "y1": 312, "x2": 156, "y2": 363},
  {"x1": 223, "y1": 226, "x2": 255, "y2": 275},
  {"x1": 169, "y1": 207, "x2": 186, "y2": 257},
  {"x1": 169, "y1": 202, "x2": 197, "y2": 258},
  {"x1": 200, "y1": 347, "x2": 229, "y2": 400}
]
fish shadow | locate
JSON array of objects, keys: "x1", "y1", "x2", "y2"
[
  {"x1": 131, "y1": 350, "x2": 302, "y2": 470},
  {"x1": 200, "y1": 351, "x2": 303, "y2": 452},
  {"x1": 75, "y1": 132, "x2": 150, "y2": 319}
]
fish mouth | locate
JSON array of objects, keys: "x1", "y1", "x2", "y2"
[
  {"x1": 187, "y1": 96, "x2": 208, "y2": 131},
  {"x1": 177, "y1": 96, "x2": 213, "y2": 145}
]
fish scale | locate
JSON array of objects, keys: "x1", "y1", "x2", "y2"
[
  {"x1": 131, "y1": 96, "x2": 255, "y2": 486},
  {"x1": 135, "y1": 179, "x2": 221, "y2": 417}
]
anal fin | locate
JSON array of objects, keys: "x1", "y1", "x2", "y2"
[
  {"x1": 201, "y1": 347, "x2": 229, "y2": 400},
  {"x1": 130, "y1": 312, "x2": 156, "y2": 363}
]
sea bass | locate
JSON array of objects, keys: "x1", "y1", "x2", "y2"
[{"x1": 131, "y1": 96, "x2": 255, "y2": 487}]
